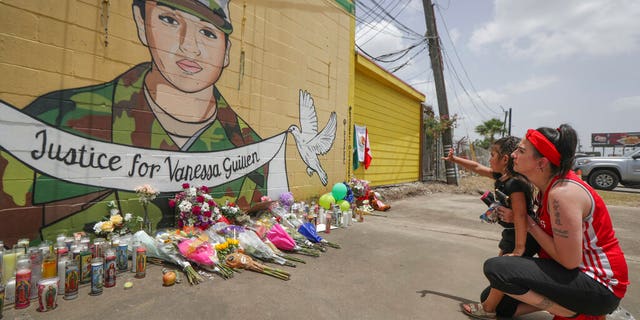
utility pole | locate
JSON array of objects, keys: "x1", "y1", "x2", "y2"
[
  {"x1": 502, "y1": 109, "x2": 508, "y2": 137},
  {"x1": 422, "y1": 0, "x2": 457, "y2": 185},
  {"x1": 508, "y1": 107, "x2": 512, "y2": 136}
]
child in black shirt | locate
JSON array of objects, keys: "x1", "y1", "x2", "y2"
[{"x1": 443, "y1": 136, "x2": 539, "y2": 318}]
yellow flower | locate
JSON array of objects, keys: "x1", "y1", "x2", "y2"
[
  {"x1": 101, "y1": 221, "x2": 114, "y2": 232},
  {"x1": 110, "y1": 214, "x2": 123, "y2": 226}
]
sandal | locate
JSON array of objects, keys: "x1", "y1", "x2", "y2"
[{"x1": 460, "y1": 302, "x2": 496, "y2": 320}]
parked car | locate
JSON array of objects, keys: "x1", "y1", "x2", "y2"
[{"x1": 573, "y1": 148, "x2": 640, "y2": 190}]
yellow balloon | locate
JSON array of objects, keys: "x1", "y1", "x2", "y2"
[
  {"x1": 318, "y1": 193, "x2": 336, "y2": 209},
  {"x1": 338, "y1": 200, "x2": 351, "y2": 212}
]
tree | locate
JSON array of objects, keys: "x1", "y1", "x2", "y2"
[{"x1": 474, "y1": 118, "x2": 505, "y2": 149}]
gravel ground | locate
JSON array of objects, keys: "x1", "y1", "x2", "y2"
[
  {"x1": 373, "y1": 175, "x2": 640, "y2": 207},
  {"x1": 372, "y1": 176, "x2": 492, "y2": 201}
]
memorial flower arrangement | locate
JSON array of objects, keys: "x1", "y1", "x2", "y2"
[
  {"x1": 219, "y1": 201, "x2": 251, "y2": 225},
  {"x1": 219, "y1": 201, "x2": 240, "y2": 221},
  {"x1": 133, "y1": 230, "x2": 204, "y2": 285},
  {"x1": 348, "y1": 177, "x2": 370, "y2": 199},
  {"x1": 225, "y1": 252, "x2": 290, "y2": 281},
  {"x1": 92, "y1": 201, "x2": 143, "y2": 237},
  {"x1": 279, "y1": 191, "x2": 294, "y2": 211},
  {"x1": 169, "y1": 183, "x2": 218, "y2": 230},
  {"x1": 135, "y1": 184, "x2": 159, "y2": 233},
  {"x1": 135, "y1": 184, "x2": 159, "y2": 205}
]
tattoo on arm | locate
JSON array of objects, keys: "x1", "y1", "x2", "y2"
[
  {"x1": 552, "y1": 199, "x2": 562, "y2": 225},
  {"x1": 534, "y1": 297, "x2": 554, "y2": 310},
  {"x1": 552, "y1": 227, "x2": 569, "y2": 238}
]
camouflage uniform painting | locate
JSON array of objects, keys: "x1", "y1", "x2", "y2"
[{"x1": 0, "y1": 62, "x2": 268, "y2": 242}]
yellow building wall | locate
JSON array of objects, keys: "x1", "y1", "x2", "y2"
[
  {"x1": 0, "y1": 0, "x2": 354, "y2": 243},
  {"x1": 353, "y1": 54, "x2": 425, "y2": 186}
]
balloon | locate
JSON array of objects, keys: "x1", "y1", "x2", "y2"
[
  {"x1": 331, "y1": 183, "x2": 348, "y2": 200},
  {"x1": 318, "y1": 193, "x2": 336, "y2": 210},
  {"x1": 337, "y1": 200, "x2": 351, "y2": 212}
]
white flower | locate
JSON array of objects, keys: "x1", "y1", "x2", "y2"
[
  {"x1": 124, "y1": 213, "x2": 132, "y2": 221},
  {"x1": 213, "y1": 207, "x2": 220, "y2": 214},
  {"x1": 93, "y1": 221, "x2": 104, "y2": 234},
  {"x1": 186, "y1": 187, "x2": 197, "y2": 197},
  {"x1": 203, "y1": 193, "x2": 213, "y2": 201},
  {"x1": 179, "y1": 201, "x2": 192, "y2": 213},
  {"x1": 110, "y1": 208, "x2": 120, "y2": 216},
  {"x1": 201, "y1": 202, "x2": 210, "y2": 212}
]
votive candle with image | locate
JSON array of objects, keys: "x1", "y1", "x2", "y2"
[{"x1": 14, "y1": 257, "x2": 31, "y2": 309}]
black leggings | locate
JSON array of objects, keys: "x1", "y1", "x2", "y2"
[{"x1": 482, "y1": 256, "x2": 620, "y2": 317}]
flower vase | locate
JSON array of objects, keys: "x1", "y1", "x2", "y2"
[{"x1": 142, "y1": 204, "x2": 151, "y2": 234}]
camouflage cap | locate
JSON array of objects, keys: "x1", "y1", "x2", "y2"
[{"x1": 155, "y1": 0, "x2": 232, "y2": 34}]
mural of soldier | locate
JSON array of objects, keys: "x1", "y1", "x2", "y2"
[{"x1": 0, "y1": 0, "x2": 336, "y2": 245}]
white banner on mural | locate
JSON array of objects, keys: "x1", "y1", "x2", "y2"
[{"x1": 0, "y1": 101, "x2": 289, "y2": 193}]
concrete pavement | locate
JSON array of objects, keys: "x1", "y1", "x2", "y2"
[{"x1": 3, "y1": 193, "x2": 638, "y2": 319}]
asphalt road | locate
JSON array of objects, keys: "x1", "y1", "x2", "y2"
[{"x1": 3, "y1": 193, "x2": 638, "y2": 320}]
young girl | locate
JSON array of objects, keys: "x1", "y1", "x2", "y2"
[{"x1": 443, "y1": 137, "x2": 539, "y2": 318}]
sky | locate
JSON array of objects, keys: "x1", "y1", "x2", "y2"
[{"x1": 355, "y1": 0, "x2": 640, "y2": 152}]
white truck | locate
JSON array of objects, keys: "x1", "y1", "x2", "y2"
[{"x1": 573, "y1": 148, "x2": 640, "y2": 190}]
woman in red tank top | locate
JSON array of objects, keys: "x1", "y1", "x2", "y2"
[{"x1": 479, "y1": 124, "x2": 629, "y2": 319}]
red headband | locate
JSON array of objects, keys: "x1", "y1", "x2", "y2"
[{"x1": 526, "y1": 129, "x2": 561, "y2": 166}]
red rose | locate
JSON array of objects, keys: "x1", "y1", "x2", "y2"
[
  {"x1": 208, "y1": 200, "x2": 216, "y2": 207},
  {"x1": 200, "y1": 186, "x2": 209, "y2": 193},
  {"x1": 169, "y1": 199, "x2": 176, "y2": 208},
  {"x1": 182, "y1": 183, "x2": 190, "y2": 189},
  {"x1": 196, "y1": 195, "x2": 205, "y2": 203},
  {"x1": 192, "y1": 205, "x2": 202, "y2": 214},
  {"x1": 203, "y1": 210, "x2": 212, "y2": 218}
]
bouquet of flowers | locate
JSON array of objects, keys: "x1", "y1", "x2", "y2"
[
  {"x1": 225, "y1": 252, "x2": 290, "y2": 281},
  {"x1": 219, "y1": 201, "x2": 240, "y2": 221},
  {"x1": 169, "y1": 184, "x2": 218, "y2": 230},
  {"x1": 135, "y1": 184, "x2": 159, "y2": 233},
  {"x1": 237, "y1": 229, "x2": 295, "y2": 267},
  {"x1": 279, "y1": 191, "x2": 294, "y2": 212},
  {"x1": 267, "y1": 223, "x2": 319, "y2": 257},
  {"x1": 211, "y1": 237, "x2": 239, "y2": 279},
  {"x1": 348, "y1": 177, "x2": 370, "y2": 199},
  {"x1": 92, "y1": 201, "x2": 143, "y2": 237},
  {"x1": 135, "y1": 184, "x2": 159, "y2": 205},
  {"x1": 298, "y1": 222, "x2": 341, "y2": 249},
  {"x1": 132, "y1": 230, "x2": 204, "y2": 285}
]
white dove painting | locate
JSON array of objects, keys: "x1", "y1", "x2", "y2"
[{"x1": 288, "y1": 90, "x2": 338, "y2": 186}]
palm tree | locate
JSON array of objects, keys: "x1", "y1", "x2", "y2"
[{"x1": 475, "y1": 118, "x2": 505, "y2": 147}]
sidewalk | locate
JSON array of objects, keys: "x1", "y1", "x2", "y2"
[{"x1": 3, "y1": 193, "x2": 638, "y2": 319}]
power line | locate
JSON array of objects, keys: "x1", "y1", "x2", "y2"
[{"x1": 434, "y1": 4, "x2": 502, "y2": 116}]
